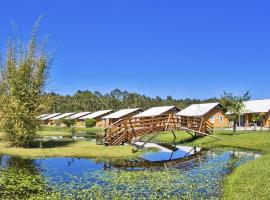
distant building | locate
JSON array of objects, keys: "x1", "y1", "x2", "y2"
[
  {"x1": 176, "y1": 102, "x2": 229, "y2": 128},
  {"x1": 133, "y1": 106, "x2": 180, "y2": 118},
  {"x1": 102, "y1": 108, "x2": 142, "y2": 126},
  {"x1": 66, "y1": 112, "x2": 91, "y2": 127},
  {"x1": 39, "y1": 113, "x2": 61, "y2": 125},
  {"x1": 79, "y1": 110, "x2": 113, "y2": 127},
  {"x1": 226, "y1": 99, "x2": 270, "y2": 128},
  {"x1": 49, "y1": 112, "x2": 76, "y2": 126},
  {"x1": 37, "y1": 114, "x2": 49, "y2": 119}
]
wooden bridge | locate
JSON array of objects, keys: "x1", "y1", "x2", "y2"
[{"x1": 104, "y1": 114, "x2": 221, "y2": 146}]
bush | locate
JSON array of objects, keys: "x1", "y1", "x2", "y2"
[
  {"x1": 85, "y1": 119, "x2": 96, "y2": 128},
  {"x1": 61, "y1": 119, "x2": 75, "y2": 128}
]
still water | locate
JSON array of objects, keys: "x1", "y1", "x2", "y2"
[{"x1": 0, "y1": 146, "x2": 260, "y2": 199}]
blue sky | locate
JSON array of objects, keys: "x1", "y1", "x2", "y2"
[{"x1": 0, "y1": 0, "x2": 269, "y2": 99}]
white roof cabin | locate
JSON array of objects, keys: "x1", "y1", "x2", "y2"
[
  {"x1": 40, "y1": 113, "x2": 61, "y2": 120},
  {"x1": 50, "y1": 112, "x2": 76, "y2": 120},
  {"x1": 176, "y1": 102, "x2": 220, "y2": 117},
  {"x1": 79, "y1": 110, "x2": 113, "y2": 120},
  {"x1": 102, "y1": 108, "x2": 142, "y2": 119},
  {"x1": 66, "y1": 112, "x2": 91, "y2": 120},
  {"x1": 37, "y1": 114, "x2": 49, "y2": 119},
  {"x1": 133, "y1": 106, "x2": 180, "y2": 118},
  {"x1": 226, "y1": 99, "x2": 270, "y2": 114}
]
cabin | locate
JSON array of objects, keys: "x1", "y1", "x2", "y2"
[
  {"x1": 37, "y1": 114, "x2": 49, "y2": 119},
  {"x1": 39, "y1": 113, "x2": 62, "y2": 125},
  {"x1": 79, "y1": 110, "x2": 113, "y2": 128},
  {"x1": 102, "y1": 108, "x2": 142, "y2": 127},
  {"x1": 228, "y1": 99, "x2": 270, "y2": 128},
  {"x1": 49, "y1": 112, "x2": 76, "y2": 126},
  {"x1": 176, "y1": 102, "x2": 229, "y2": 128},
  {"x1": 66, "y1": 112, "x2": 91, "y2": 127},
  {"x1": 133, "y1": 106, "x2": 180, "y2": 118}
]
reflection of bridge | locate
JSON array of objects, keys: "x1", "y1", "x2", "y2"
[
  {"x1": 104, "y1": 114, "x2": 221, "y2": 146},
  {"x1": 103, "y1": 147, "x2": 206, "y2": 171}
]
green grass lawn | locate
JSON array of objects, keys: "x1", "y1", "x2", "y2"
[
  {"x1": 0, "y1": 126, "x2": 104, "y2": 138},
  {"x1": 41, "y1": 125, "x2": 103, "y2": 133},
  {"x1": 147, "y1": 130, "x2": 270, "y2": 200},
  {"x1": 0, "y1": 140, "x2": 138, "y2": 159}
]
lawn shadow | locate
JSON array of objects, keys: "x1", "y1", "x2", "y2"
[
  {"x1": 175, "y1": 136, "x2": 200, "y2": 144},
  {"x1": 28, "y1": 140, "x2": 75, "y2": 148}
]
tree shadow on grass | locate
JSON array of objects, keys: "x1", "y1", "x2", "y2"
[
  {"x1": 174, "y1": 136, "x2": 201, "y2": 144},
  {"x1": 28, "y1": 140, "x2": 75, "y2": 148}
]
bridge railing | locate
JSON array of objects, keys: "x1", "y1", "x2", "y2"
[{"x1": 104, "y1": 114, "x2": 213, "y2": 146}]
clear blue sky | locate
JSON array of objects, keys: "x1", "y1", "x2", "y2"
[{"x1": 1, "y1": 0, "x2": 269, "y2": 99}]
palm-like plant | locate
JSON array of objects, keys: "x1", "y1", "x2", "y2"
[{"x1": 221, "y1": 91, "x2": 251, "y2": 134}]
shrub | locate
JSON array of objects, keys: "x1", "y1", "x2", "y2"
[
  {"x1": 61, "y1": 119, "x2": 75, "y2": 128},
  {"x1": 85, "y1": 119, "x2": 96, "y2": 128}
]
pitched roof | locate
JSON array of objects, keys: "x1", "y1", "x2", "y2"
[
  {"x1": 133, "y1": 106, "x2": 179, "y2": 118},
  {"x1": 66, "y1": 112, "x2": 91, "y2": 120},
  {"x1": 176, "y1": 102, "x2": 220, "y2": 116},
  {"x1": 237, "y1": 99, "x2": 270, "y2": 114},
  {"x1": 102, "y1": 108, "x2": 141, "y2": 119},
  {"x1": 37, "y1": 114, "x2": 49, "y2": 119},
  {"x1": 79, "y1": 110, "x2": 113, "y2": 120},
  {"x1": 40, "y1": 113, "x2": 61, "y2": 120},
  {"x1": 50, "y1": 112, "x2": 75, "y2": 120}
]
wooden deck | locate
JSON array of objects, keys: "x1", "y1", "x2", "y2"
[{"x1": 104, "y1": 114, "x2": 216, "y2": 146}]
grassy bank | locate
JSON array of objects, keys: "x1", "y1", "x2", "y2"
[
  {"x1": 0, "y1": 141, "x2": 137, "y2": 159},
  {"x1": 0, "y1": 126, "x2": 104, "y2": 138},
  {"x1": 148, "y1": 130, "x2": 270, "y2": 200}
]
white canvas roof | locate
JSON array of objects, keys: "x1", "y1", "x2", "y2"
[
  {"x1": 226, "y1": 99, "x2": 270, "y2": 114},
  {"x1": 176, "y1": 102, "x2": 220, "y2": 117},
  {"x1": 102, "y1": 108, "x2": 141, "y2": 119},
  {"x1": 66, "y1": 112, "x2": 91, "y2": 120},
  {"x1": 40, "y1": 113, "x2": 61, "y2": 120},
  {"x1": 79, "y1": 110, "x2": 113, "y2": 120},
  {"x1": 50, "y1": 112, "x2": 75, "y2": 120},
  {"x1": 133, "y1": 106, "x2": 179, "y2": 118},
  {"x1": 37, "y1": 114, "x2": 49, "y2": 119}
]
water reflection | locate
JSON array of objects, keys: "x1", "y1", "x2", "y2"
[{"x1": 0, "y1": 146, "x2": 261, "y2": 199}]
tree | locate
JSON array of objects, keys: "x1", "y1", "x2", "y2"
[
  {"x1": 85, "y1": 118, "x2": 96, "y2": 128},
  {"x1": 251, "y1": 113, "x2": 265, "y2": 131},
  {"x1": 220, "y1": 91, "x2": 251, "y2": 134},
  {"x1": 60, "y1": 119, "x2": 75, "y2": 128},
  {"x1": 0, "y1": 18, "x2": 51, "y2": 146}
]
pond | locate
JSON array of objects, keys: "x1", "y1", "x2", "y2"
[{"x1": 0, "y1": 146, "x2": 260, "y2": 200}]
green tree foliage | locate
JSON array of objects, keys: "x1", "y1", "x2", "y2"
[
  {"x1": 60, "y1": 119, "x2": 75, "y2": 128},
  {"x1": 85, "y1": 118, "x2": 96, "y2": 128},
  {"x1": 221, "y1": 91, "x2": 251, "y2": 133},
  {"x1": 0, "y1": 18, "x2": 51, "y2": 146},
  {"x1": 46, "y1": 89, "x2": 220, "y2": 113}
]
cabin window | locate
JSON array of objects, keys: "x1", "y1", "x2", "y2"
[
  {"x1": 219, "y1": 116, "x2": 224, "y2": 124},
  {"x1": 210, "y1": 116, "x2": 215, "y2": 124}
]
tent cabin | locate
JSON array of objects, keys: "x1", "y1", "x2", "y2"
[
  {"x1": 176, "y1": 102, "x2": 229, "y2": 128},
  {"x1": 102, "y1": 108, "x2": 142, "y2": 127},
  {"x1": 79, "y1": 110, "x2": 113, "y2": 128},
  {"x1": 227, "y1": 99, "x2": 270, "y2": 128},
  {"x1": 66, "y1": 112, "x2": 91, "y2": 127},
  {"x1": 49, "y1": 112, "x2": 76, "y2": 126},
  {"x1": 39, "y1": 113, "x2": 61, "y2": 125},
  {"x1": 132, "y1": 106, "x2": 180, "y2": 128},
  {"x1": 37, "y1": 114, "x2": 49, "y2": 119},
  {"x1": 133, "y1": 106, "x2": 180, "y2": 118}
]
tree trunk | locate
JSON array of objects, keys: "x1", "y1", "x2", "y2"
[{"x1": 233, "y1": 120, "x2": 237, "y2": 134}]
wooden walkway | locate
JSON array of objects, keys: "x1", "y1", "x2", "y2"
[{"x1": 104, "y1": 114, "x2": 219, "y2": 146}]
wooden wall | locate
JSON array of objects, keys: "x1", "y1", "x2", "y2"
[{"x1": 203, "y1": 107, "x2": 229, "y2": 128}]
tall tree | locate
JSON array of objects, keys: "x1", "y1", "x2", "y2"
[
  {"x1": 0, "y1": 18, "x2": 51, "y2": 146},
  {"x1": 220, "y1": 91, "x2": 250, "y2": 134}
]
